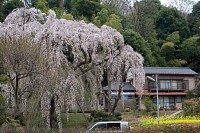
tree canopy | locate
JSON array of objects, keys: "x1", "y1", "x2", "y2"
[{"x1": 156, "y1": 7, "x2": 190, "y2": 41}]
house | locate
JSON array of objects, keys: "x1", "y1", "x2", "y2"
[
  {"x1": 136, "y1": 67, "x2": 198, "y2": 109},
  {"x1": 103, "y1": 82, "x2": 136, "y2": 111}
]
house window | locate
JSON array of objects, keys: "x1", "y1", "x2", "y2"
[
  {"x1": 159, "y1": 96, "x2": 164, "y2": 108},
  {"x1": 171, "y1": 81, "x2": 178, "y2": 89},
  {"x1": 149, "y1": 81, "x2": 155, "y2": 89},
  {"x1": 154, "y1": 96, "x2": 174, "y2": 108},
  {"x1": 164, "y1": 96, "x2": 169, "y2": 108},
  {"x1": 169, "y1": 96, "x2": 175, "y2": 106},
  {"x1": 177, "y1": 81, "x2": 183, "y2": 90},
  {"x1": 176, "y1": 96, "x2": 182, "y2": 103},
  {"x1": 159, "y1": 80, "x2": 183, "y2": 90},
  {"x1": 160, "y1": 80, "x2": 170, "y2": 90}
]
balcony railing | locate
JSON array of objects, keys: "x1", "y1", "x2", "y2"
[{"x1": 145, "y1": 80, "x2": 189, "y2": 92}]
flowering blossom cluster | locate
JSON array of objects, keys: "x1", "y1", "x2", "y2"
[{"x1": 0, "y1": 8, "x2": 145, "y2": 130}]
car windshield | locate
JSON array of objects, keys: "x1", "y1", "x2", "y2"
[{"x1": 86, "y1": 122, "x2": 98, "y2": 131}]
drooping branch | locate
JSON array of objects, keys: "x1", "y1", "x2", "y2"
[{"x1": 0, "y1": 8, "x2": 145, "y2": 132}]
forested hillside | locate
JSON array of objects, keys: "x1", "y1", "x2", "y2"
[{"x1": 0, "y1": 0, "x2": 200, "y2": 72}]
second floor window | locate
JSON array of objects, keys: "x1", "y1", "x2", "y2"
[
  {"x1": 160, "y1": 80, "x2": 170, "y2": 90},
  {"x1": 160, "y1": 80, "x2": 183, "y2": 90}
]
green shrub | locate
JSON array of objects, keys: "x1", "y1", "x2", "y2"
[
  {"x1": 0, "y1": 115, "x2": 6, "y2": 125},
  {"x1": 90, "y1": 110, "x2": 121, "y2": 122},
  {"x1": 186, "y1": 90, "x2": 195, "y2": 99},
  {"x1": 143, "y1": 96, "x2": 156, "y2": 112},
  {"x1": 183, "y1": 98, "x2": 200, "y2": 116},
  {"x1": 151, "y1": 112, "x2": 156, "y2": 116}
]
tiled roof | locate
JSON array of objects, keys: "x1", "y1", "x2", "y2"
[
  {"x1": 144, "y1": 67, "x2": 198, "y2": 75},
  {"x1": 135, "y1": 92, "x2": 186, "y2": 96},
  {"x1": 103, "y1": 82, "x2": 136, "y2": 91}
]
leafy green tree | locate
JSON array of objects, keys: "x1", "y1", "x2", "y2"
[
  {"x1": 188, "y1": 1, "x2": 200, "y2": 35},
  {"x1": 62, "y1": 13, "x2": 73, "y2": 20},
  {"x1": 149, "y1": 41, "x2": 167, "y2": 67},
  {"x1": 179, "y1": 36, "x2": 200, "y2": 72},
  {"x1": 2, "y1": 0, "x2": 23, "y2": 19},
  {"x1": 35, "y1": 0, "x2": 49, "y2": 14},
  {"x1": 30, "y1": 0, "x2": 38, "y2": 7},
  {"x1": 64, "y1": 0, "x2": 72, "y2": 13},
  {"x1": 156, "y1": 7, "x2": 190, "y2": 41},
  {"x1": 53, "y1": 7, "x2": 65, "y2": 18},
  {"x1": 143, "y1": 96, "x2": 156, "y2": 112},
  {"x1": 71, "y1": 0, "x2": 101, "y2": 20},
  {"x1": 105, "y1": 14, "x2": 123, "y2": 33},
  {"x1": 195, "y1": 81, "x2": 200, "y2": 98},
  {"x1": 184, "y1": 99, "x2": 200, "y2": 116},
  {"x1": 101, "y1": 0, "x2": 131, "y2": 15},
  {"x1": 35, "y1": 0, "x2": 63, "y2": 8},
  {"x1": 120, "y1": 13, "x2": 135, "y2": 31},
  {"x1": 123, "y1": 29, "x2": 155, "y2": 66},
  {"x1": 186, "y1": 90, "x2": 195, "y2": 99},
  {"x1": 161, "y1": 42, "x2": 175, "y2": 62},
  {"x1": 0, "y1": 1, "x2": 4, "y2": 22},
  {"x1": 46, "y1": 0, "x2": 60, "y2": 8},
  {"x1": 166, "y1": 31, "x2": 180, "y2": 45},
  {"x1": 92, "y1": 8, "x2": 109, "y2": 27},
  {"x1": 167, "y1": 59, "x2": 187, "y2": 67},
  {"x1": 132, "y1": 0, "x2": 162, "y2": 40}
]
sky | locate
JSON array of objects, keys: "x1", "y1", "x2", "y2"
[
  {"x1": 159, "y1": 0, "x2": 199, "y2": 13},
  {"x1": 160, "y1": 0, "x2": 199, "y2": 6}
]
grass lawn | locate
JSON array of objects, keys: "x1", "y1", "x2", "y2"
[
  {"x1": 23, "y1": 112, "x2": 89, "y2": 129},
  {"x1": 61, "y1": 113, "x2": 89, "y2": 128}
]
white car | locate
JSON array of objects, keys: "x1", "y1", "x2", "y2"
[{"x1": 85, "y1": 121, "x2": 130, "y2": 132}]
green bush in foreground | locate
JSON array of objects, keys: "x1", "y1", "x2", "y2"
[
  {"x1": 184, "y1": 98, "x2": 200, "y2": 116},
  {"x1": 90, "y1": 110, "x2": 121, "y2": 122}
]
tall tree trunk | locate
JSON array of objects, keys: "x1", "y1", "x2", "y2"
[
  {"x1": 111, "y1": 84, "x2": 122, "y2": 115},
  {"x1": 15, "y1": 75, "x2": 19, "y2": 111},
  {"x1": 50, "y1": 96, "x2": 58, "y2": 129},
  {"x1": 107, "y1": 67, "x2": 112, "y2": 113}
]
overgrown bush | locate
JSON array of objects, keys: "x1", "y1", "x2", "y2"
[
  {"x1": 183, "y1": 98, "x2": 200, "y2": 116},
  {"x1": 186, "y1": 90, "x2": 195, "y2": 99},
  {"x1": 0, "y1": 115, "x2": 6, "y2": 125},
  {"x1": 0, "y1": 88, "x2": 7, "y2": 126},
  {"x1": 89, "y1": 110, "x2": 121, "y2": 122},
  {"x1": 143, "y1": 96, "x2": 156, "y2": 112}
]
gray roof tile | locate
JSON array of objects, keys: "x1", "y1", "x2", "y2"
[
  {"x1": 103, "y1": 82, "x2": 136, "y2": 91},
  {"x1": 144, "y1": 67, "x2": 198, "y2": 75}
]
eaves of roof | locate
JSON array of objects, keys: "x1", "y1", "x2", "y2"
[{"x1": 144, "y1": 67, "x2": 198, "y2": 75}]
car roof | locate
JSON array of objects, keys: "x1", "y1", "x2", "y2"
[{"x1": 96, "y1": 121, "x2": 128, "y2": 124}]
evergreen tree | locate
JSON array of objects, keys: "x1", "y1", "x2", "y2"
[
  {"x1": 105, "y1": 14, "x2": 123, "y2": 33},
  {"x1": 71, "y1": 0, "x2": 101, "y2": 20},
  {"x1": 188, "y1": 1, "x2": 200, "y2": 35},
  {"x1": 2, "y1": 0, "x2": 23, "y2": 19},
  {"x1": 156, "y1": 7, "x2": 190, "y2": 41}
]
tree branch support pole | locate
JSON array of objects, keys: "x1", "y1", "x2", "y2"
[{"x1": 76, "y1": 98, "x2": 90, "y2": 126}]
